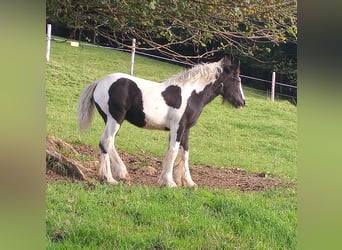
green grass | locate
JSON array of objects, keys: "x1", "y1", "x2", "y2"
[
  {"x1": 46, "y1": 40, "x2": 297, "y2": 249},
  {"x1": 46, "y1": 183, "x2": 296, "y2": 250}
]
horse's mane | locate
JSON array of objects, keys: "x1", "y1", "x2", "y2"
[{"x1": 162, "y1": 60, "x2": 223, "y2": 86}]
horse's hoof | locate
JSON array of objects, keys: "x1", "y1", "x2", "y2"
[
  {"x1": 118, "y1": 173, "x2": 130, "y2": 181},
  {"x1": 115, "y1": 170, "x2": 129, "y2": 180},
  {"x1": 167, "y1": 181, "x2": 178, "y2": 188},
  {"x1": 180, "y1": 177, "x2": 198, "y2": 189},
  {"x1": 157, "y1": 178, "x2": 177, "y2": 188},
  {"x1": 188, "y1": 182, "x2": 198, "y2": 190},
  {"x1": 98, "y1": 176, "x2": 105, "y2": 183},
  {"x1": 106, "y1": 178, "x2": 119, "y2": 185},
  {"x1": 182, "y1": 180, "x2": 198, "y2": 189}
]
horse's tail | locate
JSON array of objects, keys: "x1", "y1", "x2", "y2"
[{"x1": 77, "y1": 81, "x2": 98, "y2": 132}]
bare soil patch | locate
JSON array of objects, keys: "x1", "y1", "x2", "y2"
[{"x1": 46, "y1": 136, "x2": 292, "y2": 191}]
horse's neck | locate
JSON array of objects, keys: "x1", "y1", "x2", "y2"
[{"x1": 192, "y1": 81, "x2": 221, "y2": 106}]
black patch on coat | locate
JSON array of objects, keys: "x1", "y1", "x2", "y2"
[
  {"x1": 176, "y1": 82, "x2": 221, "y2": 143},
  {"x1": 107, "y1": 78, "x2": 146, "y2": 127},
  {"x1": 99, "y1": 142, "x2": 107, "y2": 154},
  {"x1": 161, "y1": 85, "x2": 182, "y2": 109},
  {"x1": 180, "y1": 129, "x2": 190, "y2": 151}
]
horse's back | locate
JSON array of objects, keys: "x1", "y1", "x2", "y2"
[
  {"x1": 95, "y1": 72, "x2": 129, "y2": 89},
  {"x1": 95, "y1": 73, "x2": 159, "y2": 90}
]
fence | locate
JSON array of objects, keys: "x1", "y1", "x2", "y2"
[
  {"x1": 46, "y1": 24, "x2": 297, "y2": 104},
  {"x1": 240, "y1": 73, "x2": 297, "y2": 104}
]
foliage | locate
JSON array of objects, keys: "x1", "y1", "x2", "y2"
[
  {"x1": 240, "y1": 42, "x2": 297, "y2": 86},
  {"x1": 46, "y1": 0, "x2": 297, "y2": 64}
]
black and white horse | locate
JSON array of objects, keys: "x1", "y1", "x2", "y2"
[{"x1": 78, "y1": 57, "x2": 245, "y2": 187}]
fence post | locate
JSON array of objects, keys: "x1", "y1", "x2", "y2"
[
  {"x1": 46, "y1": 24, "x2": 52, "y2": 62},
  {"x1": 130, "y1": 38, "x2": 136, "y2": 75},
  {"x1": 271, "y1": 71, "x2": 276, "y2": 101},
  {"x1": 46, "y1": 24, "x2": 51, "y2": 62}
]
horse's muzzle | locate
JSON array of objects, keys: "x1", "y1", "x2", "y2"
[{"x1": 237, "y1": 99, "x2": 246, "y2": 109}]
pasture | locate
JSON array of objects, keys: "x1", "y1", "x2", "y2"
[{"x1": 46, "y1": 40, "x2": 297, "y2": 249}]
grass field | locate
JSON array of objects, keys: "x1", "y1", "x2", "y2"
[{"x1": 46, "y1": 40, "x2": 297, "y2": 249}]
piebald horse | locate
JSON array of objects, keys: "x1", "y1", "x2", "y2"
[{"x1": 78, "y1": 57, "x2": 245, "y2": 187}]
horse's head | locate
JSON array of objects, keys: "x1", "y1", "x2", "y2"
[{"x1": 217, "y1": 56, "x2": 246, "y2": 108}]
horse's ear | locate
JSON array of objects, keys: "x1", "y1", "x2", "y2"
[
  {"x1": 221, "y1": 56, "x2": 232, "y2": 65},
  {"x1": 234, "y1": 60, "x2": 240, "y2": 75}
]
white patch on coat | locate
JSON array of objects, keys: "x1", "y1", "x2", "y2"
[{"x1": 238, "y1": 76, "x2": 245, "y2": 100}]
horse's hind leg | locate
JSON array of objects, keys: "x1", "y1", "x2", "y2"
[
  {"x1": 98, "y1": 118, "x2": 128, "y2": 184},
  {"x1": 99, "y1": 150, "x2": 117, "y2": 184},
  {"x1": 99, "y1": 123, "x2": 117, "y2": 184},
  {"x1": 99, "y1": 136, "x2": 117, "y2": 184},
  {"x1": 108, "y1": 124, "x2": 129, "y2": 181}
]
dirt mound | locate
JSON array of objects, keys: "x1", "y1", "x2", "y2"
[{"x1": 46, "y1": 136, "x2": 291, "y2": 191}]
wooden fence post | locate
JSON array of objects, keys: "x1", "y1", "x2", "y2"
[
  {"x1": 271, "y1": 71, "x2": 276, "y2": 101},
  {"x1": 46, "y1": 24, "x2": 52, "y2": 62},
  {"x1": 130, "y1": 38, "x2": 136, "y2": 75}
]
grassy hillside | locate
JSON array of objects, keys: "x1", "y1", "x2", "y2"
[
  {"x1": 46, "y1": 40, "x2": 297, "y2": 249},
  {"x1": 46, "y1": 40, "x2": 297, "y2": 180}
]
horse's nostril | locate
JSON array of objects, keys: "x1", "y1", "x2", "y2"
[{"x1": 243, "y1": 100, "x2": 246, "y2": 106}]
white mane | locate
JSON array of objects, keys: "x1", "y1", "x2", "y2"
[{"x1": 162, "y1": 60, "x2": 223, "y2": 86}]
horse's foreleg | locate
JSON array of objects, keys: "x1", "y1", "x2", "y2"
[
  {"x1": 181, "y1": 149, "x2": 197, "y2": 188},
  {"x1": 174, "y1": 147, "x2": 197, "y2": 188},
  {"x1": 174, "y1": 129, "x2": 197, "y2": 188},
  {"x1": 173, "y1": 151, "x2": 183, "y2": 185},
  {"x1": 158, "y1": 140, "x2": 180, "y2": 188}
]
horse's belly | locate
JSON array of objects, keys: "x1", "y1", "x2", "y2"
[{"x1": 143, "y1": 111, "x2": 168, "y2": 130}]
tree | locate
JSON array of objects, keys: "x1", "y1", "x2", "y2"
[{"x1": 46, "y1": 0, "x2": 297, "y2": 64}]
